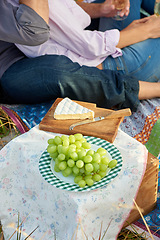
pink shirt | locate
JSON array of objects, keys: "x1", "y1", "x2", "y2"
[{"x1": 16, "y1": 0, "x2": 122, "y2": 67}]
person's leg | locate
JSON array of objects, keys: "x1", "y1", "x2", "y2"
[
  {"x1": 102, "y1": 37, "x2": 160, "y2": 82},
  {"x1": 93, "y1": 0, "x2": 160, "y2": 83},
  {"x1": 0, "y1": 55, "x2": 139, "y2": 111},
  {"x1": 139, "y1": 81, "x2": 160, "y2": 100}
]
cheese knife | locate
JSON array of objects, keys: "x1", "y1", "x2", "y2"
[{"x1": 69, "y1": 108, "x2": 131, "y2": 130}]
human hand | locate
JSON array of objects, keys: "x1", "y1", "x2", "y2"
[
  {"x1": 143, "y1": 14, "x2": 160, "y2": 39},
  {"x1": 100, "y1": 0, "x2": 130, "y2": 18},
  {"x1": 125, "y1": 15, "x2": 160, "y2": 38},
  {"x1": 115, "y1": 0, "x2": 130, "y2": 18}
]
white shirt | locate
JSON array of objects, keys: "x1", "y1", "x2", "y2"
[{"x1": 15, "y1": 0, "x2": 122, "y2": 67}]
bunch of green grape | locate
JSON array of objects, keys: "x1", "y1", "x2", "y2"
[{"x1": 47, "y1": 133, "x2": 117, "y2": 188}]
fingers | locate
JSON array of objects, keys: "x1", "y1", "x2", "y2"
[
  {"x1": 118, "y1": 0, "x2": 130, "y2": 17},
  {"x1": 100, "y1": 0, "x2": 117, "y2": 17}
]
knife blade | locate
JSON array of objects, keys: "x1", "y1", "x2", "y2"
[{"x1": 69, "y1": 108, "x2": 131, "y2": 130}]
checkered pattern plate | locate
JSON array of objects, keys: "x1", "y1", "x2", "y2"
[{"x1": 39, "y1": 136, "x2": 123, "y2": 192}]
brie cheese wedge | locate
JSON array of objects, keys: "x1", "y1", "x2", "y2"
[{"x1": 54, "y1": 98, "x2": 94, "y2": 120}]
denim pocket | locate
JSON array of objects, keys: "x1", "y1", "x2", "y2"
[{"x1": 102, "y1": 55, "x2": 126, "y2": 74}]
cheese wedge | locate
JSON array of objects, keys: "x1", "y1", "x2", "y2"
[{"x1": 54, "y1": 98, "x2": 94, "y2": 120}]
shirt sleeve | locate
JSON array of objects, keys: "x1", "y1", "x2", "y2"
[
  {"x1": 0, "y1": 2, "x2": 50, "y2": 46},
  {"x1": 49, "y1": 0, "x2": 122, "y2": 59}
]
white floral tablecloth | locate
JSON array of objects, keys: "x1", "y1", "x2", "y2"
[{"x1": 0, "y1": 126, "x2": 148, "y2": 240}]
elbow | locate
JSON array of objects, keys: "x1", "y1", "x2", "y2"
[
  {"x1": 16, "y1": 4, "x2": 50, "y2": 46},
  {"x1": 29, "y1": 32, "x2": 50, "y2": 46},
  {"x1": 19, "y1": 27, "x2": 50, "y2": 46}
]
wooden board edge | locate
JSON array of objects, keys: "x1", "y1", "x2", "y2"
[{"x1": 122, "y1": 152, "x2": 159, "y2": 228}]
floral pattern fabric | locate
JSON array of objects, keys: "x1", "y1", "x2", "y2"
[{"x1": 0, "y1": 126, "x2": 147, "y2": 240}]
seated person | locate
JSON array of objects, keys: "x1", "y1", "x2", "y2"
[
  {"x1": 0, "y1": 0, "x2": 160, "y2": 113},
  {"x1": 10, "y1": 0, "x2": 160, "y2": 84}
]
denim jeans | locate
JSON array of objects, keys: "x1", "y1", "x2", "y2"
[
  {"x1": 0, "y1": 55, "x2": 139, "y2": 111},
  {"x1": 95, "y1": 0, "x2": 160, "y2": 82},
  {"x1": 0, "y1": 0, "x2": 157, "y2": 111}
]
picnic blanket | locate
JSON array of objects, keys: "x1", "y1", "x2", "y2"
[{"x1": 1, "y1": 97, "x2": 160, "y2": 239}]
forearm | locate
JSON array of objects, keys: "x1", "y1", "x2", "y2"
[
  {"x1": 117, "y1": 28, "x2": 148, "y2": 49},
  {"x1": 76, "y1": 0, "x2": 127, "y2": 19},
  {"x1": 76, "y1": 1, "x2": 103, "y2": 18},
  {"x1": 117, "y1": 16, "x2": 160, "y2": 48},
  {"x1": 19, "y1": 0, "x2": 49, "y2": 23}
]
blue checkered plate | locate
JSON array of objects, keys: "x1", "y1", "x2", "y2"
[{"x1": 39, "y1": 136, "x2": 123, "y2": 192}]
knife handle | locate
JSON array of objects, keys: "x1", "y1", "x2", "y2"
[{"x1": 105, "y1": 108, "x2": 131, "y2": 119}]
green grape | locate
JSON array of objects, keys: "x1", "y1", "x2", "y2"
[
  {"x1": 101, "y1": 156, "x2": 110, "y2": 165},
  {"x1": 78, "y1": 147, "x2": 85, "y2": 152},
  {"x1": 62, "y1": 167, "x2": 72, "y2": 177},
  {"x1": 62, "y1": 139, "x2": 70, "y2": 147},
  {"x1": 99, "y1": 170, "x2": 107, "y2": 178},
  {"x1": 108, "y1": 159, "x2": 117, "y2": 168},
  {"x1": 84, "y1": 175, "x2": 92, "y2": 180},
  {"x1": 58, "y1": 161, "x2": 67, "y2": 171},
  {"x1": 48, "y1": 133, "x2": 112, "y2": 188},
  {"x1": 77, "y1": 149, "x2": 86, "y2": 159},
  {"x1": 79, "y1": 167, "x2": 85, "y2": 174},
  {"x1": 69, "y1": 135, "x2": 75, "y2": 144},
  {"x1": 84, "y1": 170, "x2": 92, "y2": 175},
  {"x1": 83, "y1": 155, "x2": 92, "y2": 163},
  {"x1": 74, "y1": 141, "x2": 82, "y2": 149},
  {"x1": 86, "y1": 149, "x2": 95, "y2": 156},
  {"x1": 92, "y1": 153, "x2": 101, "y2": 163},
  {"x1": 70, "y1": 152, "x2": 78, "y2": 161},
  {"x1": 61, "y1": 135, "x2": 69, "y2": 141},
  {"x1": 85, "y1": 178, "x2": 94, "y2": 186},
  {"x1": 68, "y1": 144, "x2": 76, "y2": 152},
  {"x1": 50, "y1": 152, "x2": 58, "y2": 159},
  {"x1": 54, "y1": 136, "x2": 62, "y2": 145},
  {"x1": 76, "y1": 160, "x2": 84, "y2": 168},
  {"x1": 55, "y1": 158, "x2": 60, "y2": 165},
  {"x1": 47, "y1": 138, "x2": 55, "y2": 144},
  {"x1": 61, "y1": 146, "x2": 68, "y2": 155},
  {"x1": 76, "y1": 148, "x2": 82, "y2": 153},
  {"x1": 57, "y1": 144, "x2": 63, "y2": 154},
  {"x1": 74, "y1": 175, "x2": 83, "y2": 183},
  {"x1": 92, "y1": 173, "x2": 101, "y2": 182},
  {"x1": 79, "y1": 137, "x2": 87, "y2": 143},
  {"x1": 85, "y1": 163, "x2": 94, "y2": 173},
  {"x1": 67, "y1": 159, "x2": 75, "y2": 168},
  {"x1": 92, "y1": 162, "x2": 99, "y2": 172},
  {"x1": 67, "y1": 150, "x2": 74, "y2": 158},
  {"x1": 82, "y1": 142, "x2": 91, "y2": 149},
  {"x1": 96, "y1": 147, "x2": 107, "y2": 156},
  {"x1": 78, "y1": 179, "x2": 86, "y2": 188},
  {"x1": 47, "y1": 145, "x2": 57, "y2": 154},
  {"x1": 99, "y1": 164, "x2": 108, "y2": 172},
  {"x1": 62, "y1": 171, "x2": 68, "y2": 177},
  {"x1": 73, "y1": 166, "x2": 80, "y2": 175},
  {"x1": 74, "y1": 133, "x2": 83, "y2": 141},
  {"x1": 58, "y1": 153, "x2": 65, "y2": 161},
  {"x1": 54, "y1": 164, "x2": 61, "y2": 172}
]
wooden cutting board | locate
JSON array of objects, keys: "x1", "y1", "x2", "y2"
[{"x1": 39, "y1": 98, "x2": 124, "y2": 143}]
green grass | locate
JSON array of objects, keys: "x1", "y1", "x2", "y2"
[{"x1": 0, "y1": 107, "x2": 19, "y2": 148}]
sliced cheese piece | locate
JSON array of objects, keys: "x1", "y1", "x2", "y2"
[{"x1": 54, "y1": 97, "x2": 94, "y2": 120}]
